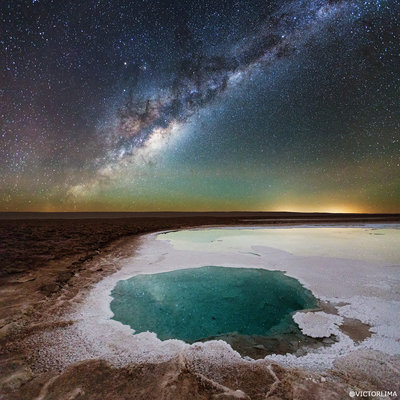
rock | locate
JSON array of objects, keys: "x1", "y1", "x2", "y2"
[
  {"x1": 9, "y1": 273, "x2": 36, "y2": 283},
  {"x1": 0, "y1": 367, "x2": 33, "y2": 391},
  {"x1": 0, "y1": 360, "x2": 33, "y2": 392},
  {"x1": 0, "y1": 322, "x2": 19, "y2": 340},
  {"x1": 56, "y1": 271, "x2": 74, "y2": 284},
  {"x1": 40, "y1": 283, "x2": 60, "y2": 296}
]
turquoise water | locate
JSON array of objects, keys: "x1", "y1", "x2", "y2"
[{"x1": 110, "y1": 266, "x2": 318, "y2": 344}]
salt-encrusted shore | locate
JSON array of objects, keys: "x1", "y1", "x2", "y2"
[
  {"x1": 2, "y1": 220, "x2": 400, "y2": 399},
  {"x1": 26, "y1": 225, "x2": 400, "y2": 374}
]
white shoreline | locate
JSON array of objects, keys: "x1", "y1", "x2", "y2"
[{"x1": 30, "y1": 224, "x2": 400, "y2": 372}]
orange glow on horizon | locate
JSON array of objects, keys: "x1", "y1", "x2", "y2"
[{"x1": 268, "y1": 204, "x2": 366, "y2": 214}]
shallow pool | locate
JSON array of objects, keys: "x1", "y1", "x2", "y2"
[{"x1": 110, "y1": 266, "x2": 317, "y2": 345}]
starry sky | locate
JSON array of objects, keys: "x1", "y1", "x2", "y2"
[{"x1": 1, "y1": 0, "x2": 399, "y2": 212}]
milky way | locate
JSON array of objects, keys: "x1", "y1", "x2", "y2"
[{"x1": 1, "y1": 0, "x2": 399, "y2": 211}]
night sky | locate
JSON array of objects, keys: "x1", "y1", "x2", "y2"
[{"x1": 1, "y1": 0, "x2": 399, "y2": 212}]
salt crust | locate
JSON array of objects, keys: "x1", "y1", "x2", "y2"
[
  {"x1": 30, "y1": 225, "x2": 400, "y2": 373},
  {"x1": 292, "y1": 311, "x2": 343, "y2": 338}
]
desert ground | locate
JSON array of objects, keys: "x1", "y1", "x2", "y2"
[{"x1": 1, "y1": 212, "x2": 399, "y2": 400}]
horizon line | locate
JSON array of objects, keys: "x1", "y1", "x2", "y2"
[{"x1": 0, "y1": 210, "x2": 399, "y2": 215}]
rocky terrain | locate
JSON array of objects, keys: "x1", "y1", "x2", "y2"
[{"x1": 1, "y1": 213, "x2": 399, "y2": 400}]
